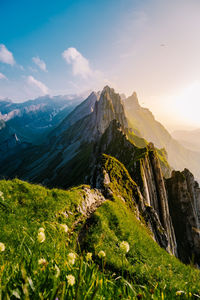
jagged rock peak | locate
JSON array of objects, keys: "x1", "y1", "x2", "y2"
[
  {"x1": 125, "y1": 91, "x2": 140, "y2": 108},
  {"x1": 132, "y1": 91, "x2": 138, "y2": 99},
  {"x1": 91, "y1": 86, "x2": 128, "y2": 135}
]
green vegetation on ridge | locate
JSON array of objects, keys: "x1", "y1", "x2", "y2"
[{"x1": 0, "y1": 172, "x2": 200, "y2": 299}]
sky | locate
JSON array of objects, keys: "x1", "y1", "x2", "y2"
[{"x1": 0, "y1": 0, "x2": 200, "y2": 131}]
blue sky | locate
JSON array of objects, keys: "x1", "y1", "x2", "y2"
[
  {"x1": 1, "y1": 0, "x2": 200, "y2": 130},
  {"x1": 0, "y1": 0, "x2": 134, "y2": 98}
]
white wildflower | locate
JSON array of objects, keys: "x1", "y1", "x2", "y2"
[
  {"x1": 0, "y1": 191, "x2": 4, "y2": 201},
  {"x1": 60, "y1": 224, "x2": 69, "y2": 233},
  {"x1": 0, "y1": 242, "x2": 5, "y2": 252},
  {"x1": 66, "y1": 274, "x2": 75, "y2": 286},
  {"x1": 67, "y1": 252, "x2": 76, "y2": 265},
  {"x1": 86, "y1": 252, "x2": 92, "y2": 261},
  {"x1": 98, "y1": 250, "x2": 106, "y2": 258},
  {"x1": 55, "y1": 264, "x2": 60, "y2": 278},
  {"x1": 120, "y1": 241, "x2": 130, "y2": 254},
  {"x1": 37, "y1": 231, "x2": 45, "y2": 243},
  {"x1": 38, "y1": 258, "x2": 47, "y2": 265},
  {"x1": 176, "y1": 291, "x2": 185, "y2": 296}
]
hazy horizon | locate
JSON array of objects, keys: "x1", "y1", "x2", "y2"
[{"x1": 1, "y1": 0, "x2": 200, "y2": 131}]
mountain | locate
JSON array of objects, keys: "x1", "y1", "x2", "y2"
[
  {"x1": 172, "y1": 128, "x2": 200, "y2": 152},
  {"x1": 1, "y1": 85, "x2": 199, "y2": 262},
  {"x1": 0, "y1": 94, "x2": 84, "y2": 144},
  {"x1": 124, "y1": 92, "x2": 200, "y2": 181},
  {"x1": 52, "y1": 91, "x2": 100, "y2": 135},
  {"x1": 0, "y1": 117, "x2": 31, "y2": 160},
  {"x1": 0, "y1": 86, "x2": 169, "y2": 186},
  {"x1": 2, "y1": 86, "x2": 200, "y2": 297}
]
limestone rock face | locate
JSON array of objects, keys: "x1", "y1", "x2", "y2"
[
  {"x1": 77, "y1": 186, "x2": 106, "y2": 217},
  {"x1": 133, "y1": 143, "x2": 177, "y2": 255},
  {"x1": 166, "y1": 169, "x2": 200, "y2": 263},
  {"x1": 91, "y1": 121, "x2": 177, "y2": 255},
  {"x1": 90, "y1": 86, "x2": 128, "y2": 138}
]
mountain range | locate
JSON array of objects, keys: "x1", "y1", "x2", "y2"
[
  {"x1": 1, "y1": 86, "x2": 200, "y2": 182},
  {"x1": 1, "y1": 86, "x2": 200, "y2": 263},
  {"x1": 172, "y1": 128, "x2": 200, "y2": 152},
  {"x1": 1, "y1": 86, "x2": 200, "y2": 297}
]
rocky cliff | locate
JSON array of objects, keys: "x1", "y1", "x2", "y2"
[
  {"x1": 166, "y1": 169, "x2": 200, "y2": 264},
  {"x1": 91, "y1": 120, "x2": 177, "y2": 255},
  {"x1": 90, "y1": 86, "x2": 128, "y2": 138}
]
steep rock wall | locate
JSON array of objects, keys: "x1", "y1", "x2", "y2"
[
  {"x1": 93, "y1": 123, "x2": 177, "y2": 255},
  {"x1": 166, "y1": 169, "x2": 200, "y2": 263}
]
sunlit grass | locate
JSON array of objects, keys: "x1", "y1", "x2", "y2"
[{"x1": 0, "y1": 178, "x2": 200, "y2": 299}]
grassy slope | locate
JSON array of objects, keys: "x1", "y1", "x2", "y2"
[
  {"x1": 0, "y1": 175, "x2": 200, "y2": 299},
  {"x1": 0, "y1": 179, "x2": 84, "y2": 261},
  {"x1": 81, "y1": 198, "x2": 200, "y2": 297}
]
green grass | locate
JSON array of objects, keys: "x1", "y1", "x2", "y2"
[
  {"x1": 0, "y1": 178, "x2": 200, "y2": 299},
  {"x1": 81, "y1": 197, "x2": 200, "y2": 299}
]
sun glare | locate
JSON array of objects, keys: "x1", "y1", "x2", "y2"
[{"x1": 165, "y1": 81, "x2": 200, "y2": 128}]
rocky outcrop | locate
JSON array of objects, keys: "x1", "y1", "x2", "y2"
[
  {"x1": 136, "y1": 143, "x2": 177, "y2": 255},
  {"x1": 91, "y1": 152, "x2": 175, "y2": 254},
  {"x1": 166, "y1": 169, "x2": 200, "y2": 264},
  {"x1": 91, "y1": 123, "x2": 177, "y2": 255},
  {"x1": 89, "y1": 86, "x2": 128, "y2": 139},
  {"x1": 77, "y1": 186, "x2": 106, "y2": 217}
]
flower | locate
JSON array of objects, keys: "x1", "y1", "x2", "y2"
[
  {"x1": 55, "y1": 265, "x2": 60, "y2": 278},
  {"x1": 98, "y1": 250, "x2": 106, "y2": 258},
  {"x1": 37, "y1": 231, "x2": 45, "y2": 243},
  {"x1": 38, "y1": 227, "x2": 45, "y2": 233},
  {"x1": 0, "y1": 242, "x2": 5, "y2": 252},
  {"x1": 60, "y1": 224, "x2": 68, "y2": 233},
  {"x1": 38, "y1": 258, "x2": 47, "y2": 265},
  {"x1": 66, "y1": 274, "x2": 75, "y2": 286},
  {"x1": 120, "y1": 241, "x2": 130, "y2": 254},
  {"x1": 67, "y1": 252, "x2": 76, "y2": 265},
  {"x1": 86, "y1": 252, "x2": 92, "y2": 261},
  {"x1": 176, "y1": 291, "x2": 185, "y2": 296},
  {"x1": 0, "y1": 191, "x2": 4, "y2": 201}
]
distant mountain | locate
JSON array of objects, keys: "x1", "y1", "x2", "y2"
[
  {"x1": 172, "y1": 128, "x2": 200, "y2": 152},
  {"x1": 124, "y1": 92, "x2": 200, "y2": 181},
  {"x1": 0, "y1": 94, "x2": 84, "y2": 144},
  {"x1": 0, "y1": 86, "x2": 169, "y2": 186},
  {"x1": 51, "y1": 91, "x2": 100, "y2": 137}
]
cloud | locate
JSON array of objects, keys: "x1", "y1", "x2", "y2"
[
  {"x1": 62, "y1": 47, "x2": 92, "y2": 78},
  {"x1": 0, "y1": 72, "x2": 7, "y2": 80},
  {"x1": 32, "y1": 56, "x2": 47, "y2": 72},
  {"x1": 0, "y1": 44, "x2": 15, "y2": 65},
  {"x1": 27, "y1": 75, "x2": 49, "y2": 94}
]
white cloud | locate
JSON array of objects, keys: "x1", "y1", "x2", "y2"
[
  {"x1": 27, "y1": 75, "x2": 49, "y2": 94},
  {"x1": 32, "y1": 56, "x2": 47, "y2": 72},
  {"x1": 0, "y1": 72, "x2": 7, "y2": 80},
  {"x1": 62, "y1": 47, "x2": 92, "y2": 78},
  {"x1": 0, "y1": 44, "x2": 15, "y2": 65}
]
